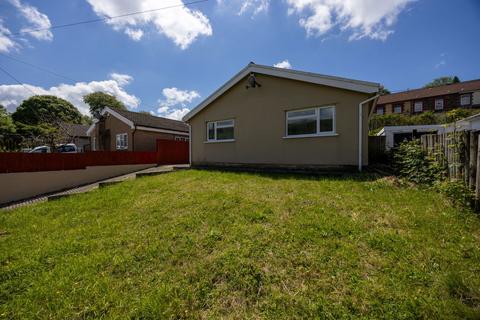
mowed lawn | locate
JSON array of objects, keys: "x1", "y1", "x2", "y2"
[{"x1": 1, "y1": 170, "x2": 480, "y2": 319}]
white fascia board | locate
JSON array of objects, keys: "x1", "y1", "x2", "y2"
[
  {"x1": 86, "y1": 119, "x2": 98, "y2": 136},
  {"x1": 183, "y1": 63, "x2": 380, "y2": 122},
  {"x1": 136, "y1": 126, "x2": 189, "y2": 136},
  {"x1": 103, "y1": 107, "x2": 135, "y2": 129}
]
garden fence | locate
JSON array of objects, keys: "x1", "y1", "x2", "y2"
[{"x1": 420, "y1": 130, "x2": 478, "y2": 199}]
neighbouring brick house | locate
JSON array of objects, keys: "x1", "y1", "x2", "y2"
[
  {"x1": 375, "y1": 79, "x2": 480, "y2": 115},
  {"x1": 61, "y1": 123, "x2": 91, "y2": 152},
  {"x1": 87, "y1": 107, "x2": 189, "y2": 152}
]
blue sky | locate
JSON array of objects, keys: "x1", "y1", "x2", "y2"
[{"x1": 0, "y1": 0, "x2": 479, "y2": 119}]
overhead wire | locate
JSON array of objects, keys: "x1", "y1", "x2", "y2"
[{"x1": 9, "y1": 0, "x2": 209, "y2": 37}]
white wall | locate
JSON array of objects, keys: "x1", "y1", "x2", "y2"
[{"x1": 0, "y1": 164, "x2": 155, "y2": 205}]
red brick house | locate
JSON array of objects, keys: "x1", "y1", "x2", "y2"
[
  {"x1": 375, "y1": 79, "x2": 480, "y2": 115},
  {"x1": 87, "y1": 107, "x2": 189, "y2": 152}
]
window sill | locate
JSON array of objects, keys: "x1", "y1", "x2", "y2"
[
  {"x1": 283, "y1": 133, "x2": 339, "y2": 139},
  {"x1": 204, "y1": 139, "x2": 236, "y2": 144}
]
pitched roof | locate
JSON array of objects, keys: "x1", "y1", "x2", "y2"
[
  {"x1": 378, "y1": 79, "x2": 480, "y2": 105},
  {"x1": 62, "y1": 123, "x2": 89, "y2": 137},
  {"x1": 183, "y1": 63, "x2": 380, "y2": 122},
  {"x1": 112, "y1": 108, "x2": 189, "y2": 133}
]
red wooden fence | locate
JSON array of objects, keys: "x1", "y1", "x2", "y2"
[
  {"x1": 156, "y1": 139, "x2": 189, "y2": 165},
  {"x1": 0, "y1": 139, "x2": 189, "y2": 173}
]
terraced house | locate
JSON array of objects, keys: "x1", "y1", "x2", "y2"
[{"x1": 375, "y1": 79, "x2": 480, "y2": 115}]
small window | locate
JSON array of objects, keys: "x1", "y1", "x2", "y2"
[
  {"x1": 435, "y1": 98, "x2": 444, "y2": 110},
  {"x1": 414, "y1": 101, "x2": 423, "y2": 113},
  {"x1": 461, "y1": 94, "x2": 471, "y2": 106},
  {"x1": 376, "y1": 106, "x2": 384, "y2": 115},
  {"x1": 206, "y1": 119, "x2": 234, "y2": 142},
  {"x1": 286, "y1": 106, "x2": 335, "y2": 137},
  {"x1": 116, "y1": 133, "x2": 128, "y2": 150},
  {"x1": 393, "y1": 104, "x2": 402, "y2": 114}
]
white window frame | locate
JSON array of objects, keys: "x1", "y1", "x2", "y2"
[
  {"x1": 376, "y1": 106, "x2": 384, "y2": 115},
  {"x1": 393, "y1": 104, "x2": 402, "y2": 114},
  {"x1": 435, "y1": 98, "x2": 444, "y2": 111},
  {"x1": 461, "y1": 94, "x2": 471, "y2": 106},
  {"x1": 285, "y1": 105, "x2": 336, "y2": 139},
  {"x1": 414, "y1": 101, "x2": 423, "y2": 113},
  {"x1": 206, "y1": 119, "x2": 235, "y2": 143},
  {"x1": 116, "y1": 133, "x2": 128, "y2": 150}
]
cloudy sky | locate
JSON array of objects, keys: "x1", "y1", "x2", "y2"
[{"x1": 0, "y1": 0, "x2": 479, "y2": 119}]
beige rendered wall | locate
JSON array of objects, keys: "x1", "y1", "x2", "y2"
[
  {"x1": 188, "y1": 74, "x2": 373, "y2": 168},
  {"x1": 0, "y1": 164, "x2": 155, "y2": 205}
]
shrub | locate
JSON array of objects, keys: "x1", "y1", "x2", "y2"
[
  {"x1": 393, "y1": 140, "x2": 445, "y2": 185},
  {"x1": 435, "y1": 180, "x2": 474, "y2": 208}
]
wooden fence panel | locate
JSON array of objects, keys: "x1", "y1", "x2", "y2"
[
  {"x1": 0, "y1": 138, "x2": 188, "y2": 174},
  {"x1": 156, "y1": 139, "x2": 189, "y2": 165}
]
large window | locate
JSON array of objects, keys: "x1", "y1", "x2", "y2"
[
  {"x1": 206, "y1": 119, "x2": 234, "y2": 142},
  {"x1": 116, "y1": 133, "x2": 128, "y2": 150},
  {"x1": 435, "y1": 98, "x2": 444, "y2": 111},
  {"x1": 414, "y1": 101, "x2": 423, "y2": 113},
  {"x1": 286, "y1": 106, "x2": 335, "y2": 137},
  {"x1": 461, "y1": 94, "x2": 471, "y2": 106}
]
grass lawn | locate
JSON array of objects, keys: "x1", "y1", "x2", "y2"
[{"x1": 1, "y1": 170, "x2": 480, "y2": 319}]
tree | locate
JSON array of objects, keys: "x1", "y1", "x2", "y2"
[
  {"x1": 83, "y1": 92, "x2": 126, "y2": 119},
  {"x1": 0, "y1": 105, "x2": 16, "y2": 136},
  {"x1": 424, "y1": 76, "x2": 461, "y2": 88},
  {"x1": 12, "y1": 95, "x2": 83, "y2": 148},
  {"x1": 12, "y1": 95, "x2": 82, "y2": 126},
  {"x1": 379, "y1": 87, "x2": 391, "y2": 95}
]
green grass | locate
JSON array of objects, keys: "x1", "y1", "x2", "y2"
[{"x1": 1, "y1": 170, "x2": 480, "y2": 319}]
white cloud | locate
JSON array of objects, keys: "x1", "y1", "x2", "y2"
[
  {"x1": 0, "y1": 20, "x2": 17, "y2": 53},
  {"x1": 85, "y1": 0, "x2": 213, "y2": 49},
  {"x1": 0, "y1": 73, "x2": 140, "y2": 115},
  {"x1": 286, "y1": 0, "x2": 414, "y2": 41},
  {"x1": 274, "y1": 59, "x2": 292, "y2": 69},
  {"x1": 110, "y1": 73, "x2": 133, "y2": 86},
  {"x1": 8, "y1": 0, "x2": 53, "y2": 41},
  {"x1": 216, "y1": 0, "x2": 269, "y2": 16},
  {"x1": 156, "y1": 87, "x2": 200, "y2": 120},
  {"x1": 124, "y1": 28, "x2": 144, "y2": 41}
]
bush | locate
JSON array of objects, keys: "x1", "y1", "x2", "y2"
[
  {"x1": 435, "y1": 180, "x2": 474, "y2": 208},
  {"x1": 393, "y1": 140, "x2": 445, "y2": 185},
  {"x1": 393, "y1": 140, "x2": 475, "y2": 209}
]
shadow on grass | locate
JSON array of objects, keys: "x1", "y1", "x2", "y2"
[{"x1": 193, "y1": 166, "x2": 385, "y2": 182}]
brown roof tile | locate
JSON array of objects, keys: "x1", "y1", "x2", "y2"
[
  {"x1": 378, "y1": 79, "x2": 480, "y2": 105},
  {"x1": 113, "y1": 109, "x2": 189, "y2": 133}
]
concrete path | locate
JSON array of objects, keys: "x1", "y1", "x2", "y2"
[{"x1": 1, "y1": 164, "x2": 189, "y2": 211}]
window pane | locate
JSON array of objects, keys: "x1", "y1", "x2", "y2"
[
  {"x1": 461, "y1": 95, "x2": 470, "y2": 106},
  {"x1": 287, "y1": 109, "x2": 316, "y2": 118},
  {"x1": 377, "y1": 107, "x2": 384, "y2": 115},
  {"x1": 216, "y1": 126, "x2": 234, "y2": 140},
  {"x1": 319, "y1": 107, "x2": 334, "y2": 132},
  {"x1": 394, "y1": 105, "x2": 402, "y2": 113},
  {"x1": 208, "y1": 123, "x2": 215, "y2": 140},
  {"x1": 414, "y1": 102, "x2": 423, "y2": 112},
  {"x1": 216, "y1": 120, "x2": 234, "y2": 127},
  {"x1": 287, "y1": 117, "x2": 317, "y2": 135}
]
